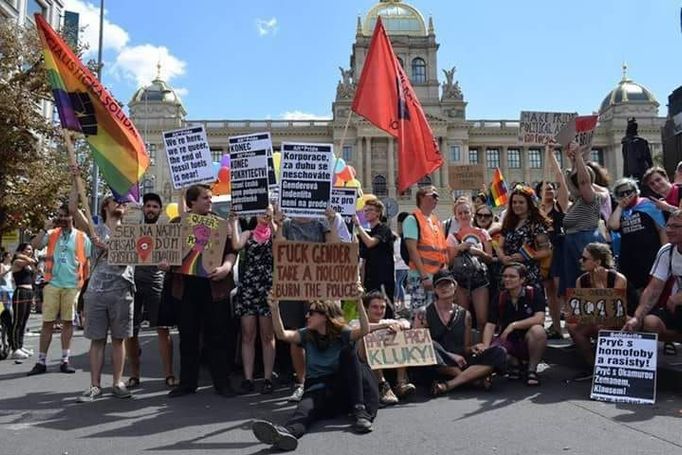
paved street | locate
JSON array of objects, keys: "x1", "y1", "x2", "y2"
[{"x1": 2, "y1": 315, "x2": 682, "y2": 455}]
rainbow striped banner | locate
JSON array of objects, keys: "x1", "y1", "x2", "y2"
[
  {"x1": 35, "y1": 14, "x2": 149, "y2": 197},
  {"x1": 489, "y1": 167, "x2": 509, "y2": 208}
]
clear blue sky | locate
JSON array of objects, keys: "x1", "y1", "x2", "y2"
[{"x1": 68, "y1": 0, "x2": 682, "y2": 120}]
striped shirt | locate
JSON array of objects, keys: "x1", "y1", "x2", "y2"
[{"x1": 563, "y1": 194, "x2": 604, "y2": 234}]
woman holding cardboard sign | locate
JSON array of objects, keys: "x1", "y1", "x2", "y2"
[
  {"x1": 566, "y1": 242, "x2": 627, "y2": 382},
  {"x1": 251, "y1": 287, "x2": 378, "y2": 452}
]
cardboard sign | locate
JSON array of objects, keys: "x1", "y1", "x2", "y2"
[
  {"x1": 108, "y1": 223, "x2": 183, "y2": 266},
  {"x1": 279, "y1": 143, "x2": 333, "y2": 218},
  {"x1": 565, "y1": 288, "x2": 627, "y2": 328},
  {"x1": 163, "y1": 126, "x2": 215, "y2": 189},
  {"x1": 331, "y1": 187, "x2": 357, "y2": 223},
  {"x1": 272, "y1": 241, "x2": 359, "y2": 300},
  {"x1": 364, "y1": 328, "x2": 437, "y2": 370},
  {"x1": 448, "y1": 164, "x2": 485, "y2": 190},
  {"x1": 228, "y1": 133, "x2": 271, "y2": 215},
  {"x1": 518, "y1": 111, "x2": 577, "y2": 145},
  {"x1": 591, "y1": 330, "x2": 657, "y2": 405},
  {"x1": 180, "y1": 213, "x2": 229, "y2": 277},
  {"x1": 555, "y1": 115, "x2": 599, "y2": 155}
]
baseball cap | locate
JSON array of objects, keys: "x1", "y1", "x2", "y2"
[{"x1": 433, "y1": 269, "x2": 457, "y2": 286}]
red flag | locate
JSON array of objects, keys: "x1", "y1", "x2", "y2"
[{"x1": 351, "y1": 17, "x2": 442, "y2": 193}]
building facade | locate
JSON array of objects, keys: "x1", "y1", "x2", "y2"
[
  {"x1": 129, "y1": 0, "x2": 665, "y2": 220},
  {"x1": 1, "y1": 0, "x2": 63, "y2": 27}
]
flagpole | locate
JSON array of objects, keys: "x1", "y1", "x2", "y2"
[
  {"x1": 333, "y1": 108, "x2": 354, "y2": 185},
  {"x1": 90, "y1": 0, "x2": 104, "y2": 221},
  {"x1": 63, "y1": 130, "x2": 96, "y2": 238}
]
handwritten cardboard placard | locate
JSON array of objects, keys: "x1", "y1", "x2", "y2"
[
  {"x1": 179, "y1": 213, "x2": 229, "y2": 277},
  {"x1": 555, "y1": 115, "x2": 600, "y2": 156},
  {"x1": 565, "y1": 288, "x2": 627, "y2": 328},
  {"x1": 518, "y1": 111, "x2": 577, "y2": 145},
  {"x1": 107, "y1": 223, "x2": 183, "y2": 266},
  {"x1": 448, "y1": 164, "x2": 485, "y2": 190},
  {"x1": 591, "y1": 330, "x2": 657, "y2": 405},
  {"x1": 272, "y1": 241, "x2": 358, "y2": 300},
  {"x1": 163, "y1": 126, "x2": 215, "y2": 189},
  {"x1": 363, "y1": 328, "x2": 437, "y2": 370}
]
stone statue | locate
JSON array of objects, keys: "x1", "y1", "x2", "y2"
[
  {"x1": 336, "y1": 66, "x2": 355, "y2": 99},
  {"x1": 339, "y1": 66, "x2": 353, "y2": 86},
  {"x1": 621, "y1": 117, "x2": 652, "y2": 183},
  {"x1": 441, "y1": 66, "x2": 462, "y2": 100}
]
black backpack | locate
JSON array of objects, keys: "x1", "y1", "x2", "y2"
[{"x1": 400, "y1": 214, "x2": 420, "y2": 264}]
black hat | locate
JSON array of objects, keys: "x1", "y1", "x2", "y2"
[{"x1": 433, "y1": 269, "x2": 457, "y2": 286}]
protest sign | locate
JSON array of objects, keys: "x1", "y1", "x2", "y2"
[
  {"x1": 163, "y1": 126, "x2": 215, "y2": 189},
  {"x1": 228, "y1": 133, "x2": 271, "y2": 215},
  {"x1": 591, "y1": 330, "x2": 657, "y2": 405},
  {"x1": 330, "y1": 187, "x2": 357, "y2": 223},
  {"x1": 518, "y1": 111, "x2": 576, "y2": 145},
  {"x1": 565, "y1": 288, "x2": 627, "y2": 328},
  {"x1": 448, "y1": 164, "x2": 485, "y2": 190},
  {"x1": 555, "y1": 115, "x2": 599, "y2": 155},
  {"x1": 272, "y1": 241, "x2": 359, "y2": 300},
  {"x1": 180, "y1": 213, "x2": 229, "y2": 277},
  {"x1": 108, "y1": 223, "x2": 183, "y2": 266},
  {"x1": 279, "y1": 143, "x2": 333, "y2": 218},
  {"x1": 364, "y1": 328, "x2": 437, "y2": 370}
]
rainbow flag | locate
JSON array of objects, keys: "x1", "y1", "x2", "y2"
[
  {"x1": 489, "y1": 168, "x2": 509, "y2": 208},
  {"x1": 35, "y1": 14, "x2": 149, "y2": 197}
]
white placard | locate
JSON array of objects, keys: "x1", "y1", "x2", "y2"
[{"x1": 163, "y1": 126, "x2": 215, "y2": 189}]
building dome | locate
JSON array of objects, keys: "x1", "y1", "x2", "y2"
[
  {"x1": 364, "y1": 0, "x2": 427, "y2": 36},
  {"x1": 599, "y1": 65, "x2": 658, "y2": 113},
  {"x1": 131, "y1": 78, "x2": 183, "y2": 105}
]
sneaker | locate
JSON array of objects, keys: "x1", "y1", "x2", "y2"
[
  {"x1": 77, "y1": 385, "x2": 103, "y2": 403},
  {"x1": 11, "y1": 350, "x2": 29, "y2": 360},
  {"x1": 393, "y1": 382, "x2": 416, "y2": 399},
  {"x1": 26, "y1": 363, "x2": 47, "y2": 376},
  {"x1": 379, "y1": 381, "x2": 399, "y2": 406},
  {"x1": 351, "y1": 404, "x2": 373, "y2": 433},
  {"x1": 252, "y1": 420, "x2": 298, "y2": 451},
  {"x1": 59, "y1": 362, "x2": 76, "y2": 374},
  {"x1": 288, "y1": 384, "x2": 305, "y2": 402},
  {"x1": 20, "y1": 347, "x2": 34, "y2": 356},
  {"x1": 112, "y1": 383, "x2": 132, "y2": 399}
]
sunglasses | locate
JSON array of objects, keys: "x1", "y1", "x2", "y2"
[
  {"x1": 615, "y1": 189, "x2": 635, "y2": 198},
  {"x1": 579, "y1": 255, "x2": 591, "y2": 262},
  {"x1": 476, "y1": 213, "x2": 492, "y2": 219}
]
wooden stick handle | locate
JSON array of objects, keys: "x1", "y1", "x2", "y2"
[{"x1": 62, "y1": 130, "x2": 96, "y2": 238}]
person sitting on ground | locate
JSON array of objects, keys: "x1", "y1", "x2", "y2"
[
  {"x1": 251, "y1": 288, "x2": 378, "y2": 452},
  {"x1": 476, "y1": 262, "x2": 547, "y2": 386},
  {"x1": 414, "y1": 270, "x2": 507, "y2": 396},
  {"x1": 623, "y1": 210, "x2": 682, "y2": 345},
  {"x1": 566, "y1": 243, "x2": 627, "y2": 381},
  {"x1": 350, "y1": 290, "x2": 416, "y2": 406}
]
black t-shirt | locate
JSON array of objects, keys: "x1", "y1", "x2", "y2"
[
  {"x1": 488, "y1": 286, "x2": 545, "y2": 332},
  {"x1": 359, "y1": 223, "x2": 395, "y2": 290},
  {"x1": 617, "y1": 211, "x2": 661, "y2": 289}
]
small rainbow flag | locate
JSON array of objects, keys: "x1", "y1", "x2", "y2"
[
  {"x1": 489, "y1": 168, "x2": 509, "y2": 208},
  {"x1": 35, "y1": 14, "x2": 149, "y2": 197}
]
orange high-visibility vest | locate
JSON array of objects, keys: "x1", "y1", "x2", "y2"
[
  {"x1": 44, "y1": 228, "x2": 89, "y2": 288},
  {"x1": 409, "y1": 210, "x2": 448, "y2": 275}
]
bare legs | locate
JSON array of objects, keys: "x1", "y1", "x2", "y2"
[{"x1": 241, "y1": 315, "x2": 276, "y2": 382}]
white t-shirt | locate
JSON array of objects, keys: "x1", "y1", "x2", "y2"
[
  {"x1": 649, "y1": 244, "x2": 682, "y2": 294},
  {"x1": 393, "y1": 237, "x2": 409, "y2": 271}
]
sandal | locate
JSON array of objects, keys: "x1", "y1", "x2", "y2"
[
  {"x1": 507, "y1": 365, "x2": 521, "y2": 380},
  {"x1": 430, "y1": 381, "x2": 449, "y2": 397},
  {"x1": 526, "y1": 371, "x2": 540, "y2": 386},
  {"x1": 664, "y1": 342, "x2": 677, "y2": 356},
  {"x1": 165, "y1": 375, "x2": 178, "y2": 388},
  {"x1": 126, "y1": 377, "x2": 141, "y2": 389}
]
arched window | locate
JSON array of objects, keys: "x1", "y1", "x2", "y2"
[
  {"x1": 141, "y1": 178, "x2": 154, "y2": 195},
  {"x1": 417, "y1": 176, "x2": 432, "y2": 187},
  {"x1": 411, "y1": 57, "x2": 426, "y2": 84},
  {"x1": 372, "y1": 175, "x2": 387, "y2": 196}
]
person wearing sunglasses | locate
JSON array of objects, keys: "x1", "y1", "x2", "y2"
[
  {"x1": 567, "y1": 242, "x2": 627, "y2": 382},
  {"x1": 607, "y1": 178, "x2": 666, "y2": 296},
  {"x1": 252, "y1": 288, "x2": 377, "y2": 451}
]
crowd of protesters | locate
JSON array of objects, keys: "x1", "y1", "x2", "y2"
[{"x1": 4, "y1": 140, "x2": 682, "y2": 451}]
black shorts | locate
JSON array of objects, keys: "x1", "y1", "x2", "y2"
[
  {"x1": 279, "y1": 300, "x2": 309, "y2": 330},
  {"x1": 133, "y1": 285, "x2": 163, "y2": 335},
  {"x1": 651, "y1": 307, "x2": 682, "y2": 333}
]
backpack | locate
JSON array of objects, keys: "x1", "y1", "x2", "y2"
[
  {"x1": 400, "y1": 215, "x2": 420, "y2": 264},
  {"x1": 656, "y1": 245, "x2": 675, "y2": 310},
  {"x1": 450, "y1": 233, "x2": 486, "y2": 288}
]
